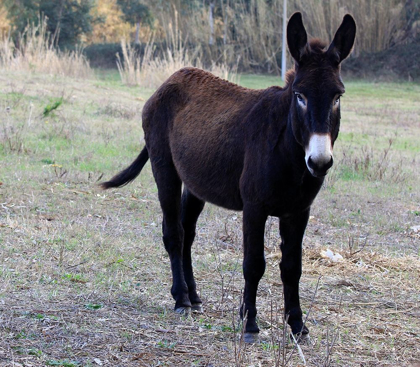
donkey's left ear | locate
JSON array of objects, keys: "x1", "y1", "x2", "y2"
[{"x1": 327, "y1": 14, "x2": 356, "y2": 64}]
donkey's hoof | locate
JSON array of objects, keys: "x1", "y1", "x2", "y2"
[
  {"x1": 174, "y1": 306, "x2": 191, "y2": 315},
  {"x1": 243, "y1": 332, "x2": 259, "y2": 344},
  {"x1": 191, "y1": 303, "x2": 203, "y2": 313},
  {"x1": 291, "y1": 330, "x2": 310, "y2": 344}
]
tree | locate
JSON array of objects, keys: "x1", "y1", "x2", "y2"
[
  {"x1": 117, "y1": 0, "x2": 153, "y2": 44},
  {"x1": 3, "y1": 0, "x2": 39, "y2": 35},
  {"x1": 89, "y1": 0, "x2": 131, "y2": 44},
  {"x1": 0, "y1": 1, "x2": 10, "y2": 35},
  {"x1": 4, "y1": 0, "x2": 98, "y2": 47}
]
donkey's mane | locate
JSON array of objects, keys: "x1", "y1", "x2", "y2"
[
  {"x1": 178, "y1": 67, "x2": 251, "y2": 93},
  {"x1": 282, "y1": 39, "x2": 329, "y2": 89}
]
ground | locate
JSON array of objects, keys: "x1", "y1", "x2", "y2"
[{"x1": 0, "y1": 70, "x2": 419, "y2": 366}]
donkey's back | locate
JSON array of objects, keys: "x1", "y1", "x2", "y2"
[
  {"x1": 142, "y1": 67, "x2": 272, "y2": 136},
  {"x1": 142, "y1": 67, "x2": 287, "y2": 210}
]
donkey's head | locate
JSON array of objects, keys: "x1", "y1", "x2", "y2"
[{"x1": 287, "y1": 12, "x2": 356, "y2": 178}]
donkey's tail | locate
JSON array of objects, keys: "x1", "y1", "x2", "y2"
[{"x1": 100, "y1": 147, "x2": 149, "y2": 189}]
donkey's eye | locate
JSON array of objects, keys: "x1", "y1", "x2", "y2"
[
  {"x1": 335, "y1": 96, "x2": 341, "y2": 105},
  {"x1": 295, "y1": 92, "x2": 306, "y2": 106}
]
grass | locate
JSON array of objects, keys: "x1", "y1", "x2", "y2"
[{"x1": 0, "y1": 69, "x2": 419, "y2": 366}]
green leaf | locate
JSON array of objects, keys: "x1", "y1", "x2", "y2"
[
  {"x1": 84, "y1": 303, "x2": 103, "y2": 310},
  {"x1": 43, "y1": 98, "x2": 63, "y2": 118}
]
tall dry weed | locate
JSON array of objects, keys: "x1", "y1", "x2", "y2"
[
  {"x1": 333, "y1": 138, "x2": 408, "y2": 184},
  {"x1": 152, "y1": 0, "x2": 284, "y2": 74},
  {"x1": 0, "y1": 17, "x2": 92, "y2": 78},
  {"x1": 149, "y1": 0, "x2": 406, "y2": 72},
  {"x1": 117, "y1": 19, "x2": 239, "y2": 89},
  {"x1": 291, "y1": 0, "x2": 404, "y2": 55}
]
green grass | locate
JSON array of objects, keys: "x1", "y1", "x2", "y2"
[
  {"x1": 344, "y1": 80, "x2": 420, "y2": 102},
  {"x1": 95, "y1": 68, "x2": 120, "y2": 82},
  {"x1": 239, "y1": 73, "x2": 282, "y2": 89}
]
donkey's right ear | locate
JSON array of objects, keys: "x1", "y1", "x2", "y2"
[{"x1": 287, "y1": 12, "x2": 308, "y2": 65}]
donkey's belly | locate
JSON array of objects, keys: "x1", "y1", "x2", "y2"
[
  {"x1": 176, "y1": 162, "x2": 244, "y2": 211},
  {"x1": 186, "y1": 180, "x2": 244, "y2": 211},
  {"x1": 170, "y1": 138, "x2": 244, "y2": 211}
]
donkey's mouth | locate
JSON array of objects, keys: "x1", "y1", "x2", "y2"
[{"x1": 307, "y1": 167, "x2": 330, "y2": 178}]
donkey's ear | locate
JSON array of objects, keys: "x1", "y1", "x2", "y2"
[
  {"x1": 327, "y1": 14, "x2": 356, "y2": 64},
  {"x1": 287, "y1": 12, "x2": 308, "y2": 64}
]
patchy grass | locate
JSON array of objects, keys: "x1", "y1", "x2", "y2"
[{"x1": 0, "y1": 70, "x2": 419, "y2": 366}]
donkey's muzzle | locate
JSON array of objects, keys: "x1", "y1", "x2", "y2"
[{"x1": 307, "y1": 155, "x2": 333, "y2": 177}]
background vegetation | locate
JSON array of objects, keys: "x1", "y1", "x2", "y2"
[{"x1": 1, "y1": 0, "x2": 420, "y2": 77}]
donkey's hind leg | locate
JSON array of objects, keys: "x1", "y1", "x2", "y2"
[
  {"x1": 181, "y1": 188, "x2": 205, "y2": 312},
  {"x1": 151, "y1": 161, "x2": 191, "y2": 314}
]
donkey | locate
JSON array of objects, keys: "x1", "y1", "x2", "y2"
[{"x1": 101, "y1": 12, "x2": 356, "y2": 342}]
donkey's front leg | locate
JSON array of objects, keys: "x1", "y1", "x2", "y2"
[
  {"x1": 279, "y1": 209, "x2": 310, "y2": 337},
  {"x1": 241, "y1": 203, "x2": 268, "y2": 343}
]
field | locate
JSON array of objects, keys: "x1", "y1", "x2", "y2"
[{"x1": 0, "y1": 69, "x2": 419, "y2": 367}]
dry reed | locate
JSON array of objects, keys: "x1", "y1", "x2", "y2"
[
  {"x1": 0, "y1": 17, "x2": 92, "y2": 79},
  {"x1": 148, "y1": 0, "x2": 406, "y2": 72},
  {"x1": 117, "y1": 21, "x2": 239, "y2": 89},
  {"x1": 291, "y1": 0, "x2": 404, "y2": 55}
]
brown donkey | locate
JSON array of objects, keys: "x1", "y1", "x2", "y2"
[{"x1": 101, "y1": 12, "x2": 356, "y2": 342}]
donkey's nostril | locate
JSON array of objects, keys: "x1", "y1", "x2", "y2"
[
  {"x1": 307, "y1": 156, "x2": 316, "y2": 171},
  {"x1": 325, "y1": 156, "x2": 334, "y2": 170},
  {"x1": 307, "y1": 155, "x2": 333, "y2": 176}
]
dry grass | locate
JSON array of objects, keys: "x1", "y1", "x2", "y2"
[
  {"x1": 117, "y1": 25, "x2": 239, "y2": 89},
  {"x1": 0, "y1": 70, "x2": 419, "y2": 366},
  {"x1": 0, "y1": 18, "x2": 92, "y2": 79}
]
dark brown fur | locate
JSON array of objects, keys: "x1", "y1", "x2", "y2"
[{"x1": 101, "y1": 13, "x2": 356, "y2": 341}]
